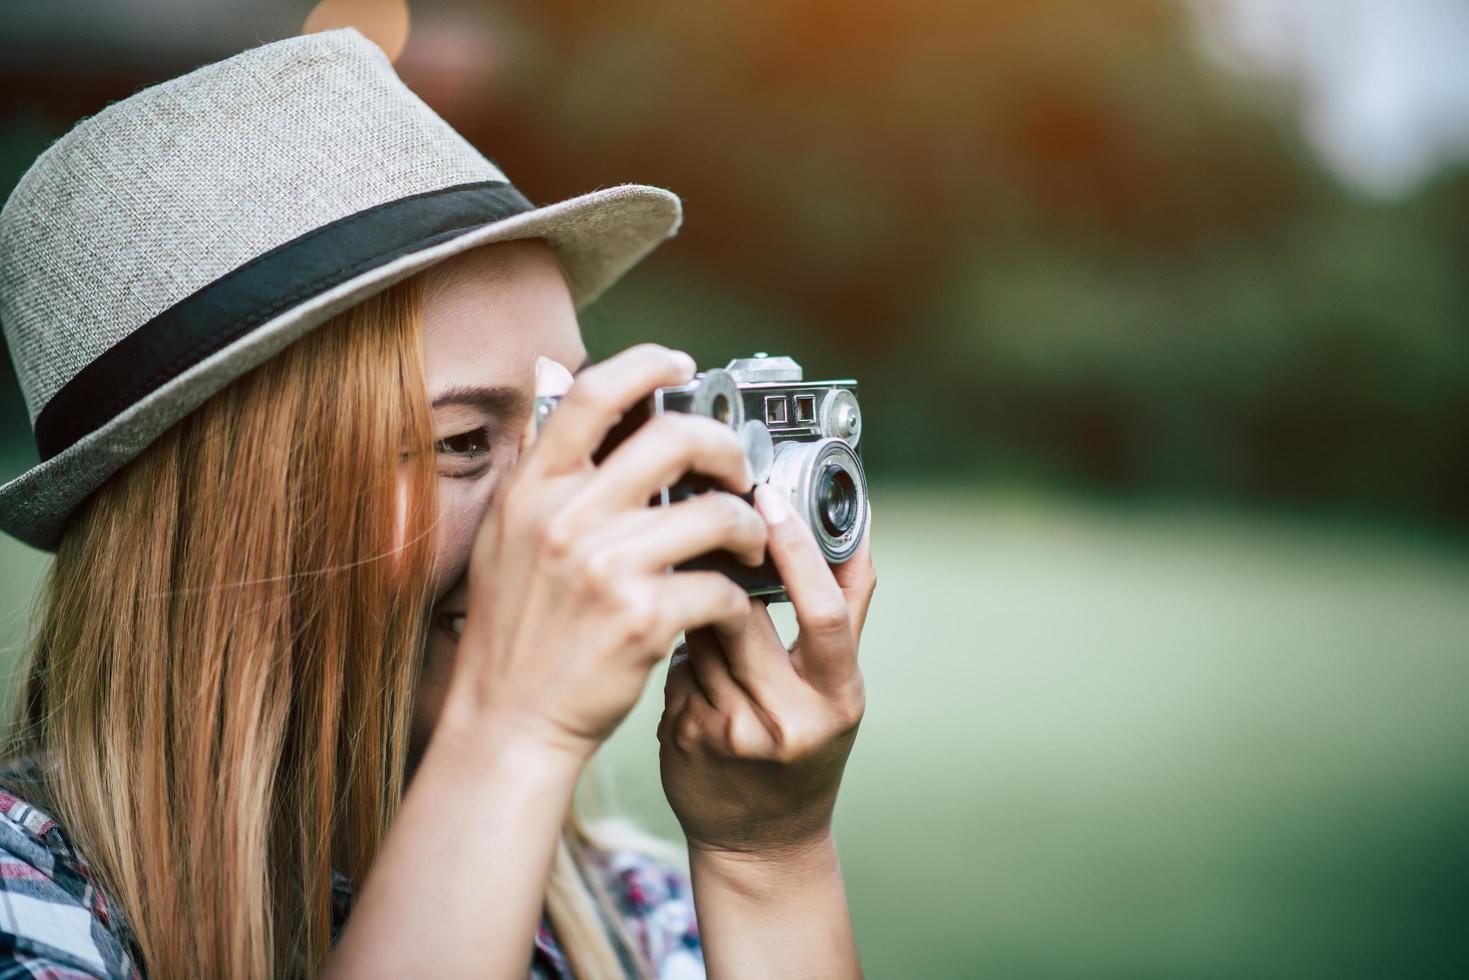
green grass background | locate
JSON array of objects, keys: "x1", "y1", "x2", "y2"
[
  {"x1": 3, "y1": 486, "x2": 1466, "y2": 977},
  {"x1": 599, "y1": 487, "x2": 1469, "y2": 978}
]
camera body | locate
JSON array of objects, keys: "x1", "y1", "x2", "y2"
[{"x1": 534, "y1": 353, "x2": 868, "y2": 603}]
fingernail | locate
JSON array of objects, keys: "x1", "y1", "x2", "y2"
[
  {"x1": 536, "y1": 355, "x2": 574, "y2": 396},
  {"x1": 754, "y1": 484, "x2": 789, "y2": 525},
  {"x1": 675, "y1": 350, "x2": 697, "y2": 376}
]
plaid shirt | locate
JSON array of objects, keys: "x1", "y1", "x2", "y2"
[{"x1": 0, "y1": 754, "x2": 703, "y2": 978}]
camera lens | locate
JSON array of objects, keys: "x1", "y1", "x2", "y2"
[
  {"x1": 711, "y1": 392, "x2": 732, "y2": 425},
  {"x1": 768, "y1": 436, "x2": 867, "y2": 564},
  {"x1": 815, "y1": 463, "x2": 858, "y2": 537}
]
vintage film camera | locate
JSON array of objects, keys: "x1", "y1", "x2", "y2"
[{"x1": 534, "y1": 353, "x2": 868, "y2": 603}]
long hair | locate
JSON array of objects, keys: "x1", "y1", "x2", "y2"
[{"x1": 1, "y1": 272, "x2": 653, "y2": 978}]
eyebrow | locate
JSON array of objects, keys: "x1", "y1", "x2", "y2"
[
  {"x1": 430, "y1": 355, "x2": 590, "y2": 411},
  {"x1": 431, "y1": 384, "x2": 521, "y2": 413}
]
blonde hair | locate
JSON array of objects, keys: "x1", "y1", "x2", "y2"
[{"x1": 2, "y1": 272, "x2": 655, "y2": 978}]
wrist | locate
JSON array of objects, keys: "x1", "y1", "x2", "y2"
[
  {"x1": 428, "y1": 684, "x2": 590, "y2": 791},
  {"x1": 688, "y1": 830, "x2": 843, "y2": 903}
]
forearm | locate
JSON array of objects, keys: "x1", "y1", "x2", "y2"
[
  {"x1": 322, "y1": 705, "x2": 582, "y2": 979},
  {"x1": 689, "y1": 833, "x2": 861, "y2": 979}
]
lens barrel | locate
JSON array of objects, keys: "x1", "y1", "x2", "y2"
[{"x1": 767, "y1": 437, "x2": 868, "y2": 563}]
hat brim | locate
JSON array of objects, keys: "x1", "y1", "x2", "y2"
[{"x1": 0, "y1": 183, "x2": 681, "y2": 551}]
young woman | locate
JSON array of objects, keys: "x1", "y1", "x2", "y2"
[{"x1": 0, "y1": 29, "x2": 875, "y2": 980}]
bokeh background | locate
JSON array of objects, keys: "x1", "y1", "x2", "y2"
[{"x1": 3, "y1": 1, "x2": 1468, "y2": 976}]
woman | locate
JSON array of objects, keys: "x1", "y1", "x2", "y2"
[{"x1": 0, "y1": 28, "x2": 875, "y2": 980}]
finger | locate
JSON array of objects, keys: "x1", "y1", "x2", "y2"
[
  {"x1": 520, "y1": 355, "x2": 576, "y2": 457},
  {"x1": 753, "y1": 483, "x2": 857, "y2": 691},
  {"x1": 830, "y1": 510, "x2": 878, "y2": 640},
  {"x1": 684, "y1": 625, "x2": 748, "y2": 711},
  {"x1": 658, "y1": 671, "x2": 719, "y2": 755},
  {"x1": 710, "y1": 599, "x2": 802, "y2": 707},
  {"x1": 652, "y1": 571, "x2": 751, "y2": 660},
  {"x1": 659, "y1": 641, "x2": 702, "y2": 743},
  {"x1": 681, "y1": 628, "x2": 780, "y2": 759},
  {"x1": 580, "y1": 490, "x2": 769, "y2": 571},
  {"x1": 664, "y1": 639, "x2": 701, "y2": 709},
  {"x1": 532, "y1": 344, "x2": 696, "y2": 474},
  {"x1": 588, "y1": 412, "x2": 754, "y2": 513}
]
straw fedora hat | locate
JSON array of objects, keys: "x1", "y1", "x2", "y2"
[{"x1": 0, "y1": 27, "x2": 682, "y2": 551}]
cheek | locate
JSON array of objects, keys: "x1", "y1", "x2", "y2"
[
  {"x1": 429, "y1": 477, "x2": 496, "y2": 593},
  {"x1": 411, "y1": 478, "x2": 495, "y2": 758},
  {"x1": 392, "y1": 466, "x2": 494, "y2": 600}
]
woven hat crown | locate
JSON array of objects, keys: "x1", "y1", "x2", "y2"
[
  {"x1": 0, "y1": 28, "x2": 500, "y2": 426},
  {"x1": 0, "y1": 28, "x2": 680, "y2": 550}
]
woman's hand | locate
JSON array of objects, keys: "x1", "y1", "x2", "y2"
[
  {"x1": 332, "y1": 344, "x2": 773, "y2": 980},
  {"x1": 439, "y1": 343, "x2": 772, "y2": 763},
  {"x1": 657, "y1": 483, "x2": 877, "y2": 859}
]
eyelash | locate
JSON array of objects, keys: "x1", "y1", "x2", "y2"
[{"x1": 434, "y1": 428, "x2": 493, "y2": 462}]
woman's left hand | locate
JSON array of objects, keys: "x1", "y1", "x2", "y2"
[{"x1": 658, "y1": 483, "x2": 877, "y2": 860}]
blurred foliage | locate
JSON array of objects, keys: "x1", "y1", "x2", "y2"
[
  {"x1": 621, "y1": 489, "x2": 1469, "y2": 978},
  {"x1": 3, "y1": 6, "x2": 1468, "y2": 975},
  {"x1": 2, "y1": 0, "x2": 1467, "y2": 524}
]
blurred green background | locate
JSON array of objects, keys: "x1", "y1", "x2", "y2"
[{"x1": 3, "y1": 1, "x2": 1468, "y2": 976}]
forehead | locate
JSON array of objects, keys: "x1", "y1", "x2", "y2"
[{"x1": 419, "y1": 239, "x2": 587, "y2": 387}]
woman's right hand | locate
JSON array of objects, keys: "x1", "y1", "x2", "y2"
[
  {"x1": 329, "y1": 344, "x2": 758, "y2": 978},
  {"x1": 440, "y1": 343, "x2": 769, "y2": 762}
]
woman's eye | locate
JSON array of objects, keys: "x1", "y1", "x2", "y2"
[{"x1": 434, "y1": 429, "x2": 492, "y2": 458}]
